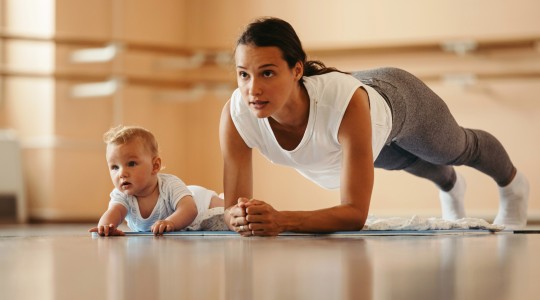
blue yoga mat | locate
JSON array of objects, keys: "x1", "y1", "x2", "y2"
[{"x1": 91, "y1": 229, "x2": 514, "y2": 238}]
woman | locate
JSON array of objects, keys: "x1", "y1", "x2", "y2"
[{"x1": 219, "y1": 17, "x2": 529, "y2": 236}]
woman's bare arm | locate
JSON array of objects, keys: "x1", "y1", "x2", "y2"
[{"x1": 219, "y1": 100, "x2": 254, "y2": 232}]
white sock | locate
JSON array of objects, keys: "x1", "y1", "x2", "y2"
[
  {"x1": 439, "y1": 172, "x2": 466, "y2": 220},
  {"x1": 494, "y1": 170, "x2": 529, "y2": 229}
]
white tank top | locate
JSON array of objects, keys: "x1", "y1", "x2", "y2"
[{"x1": 230, "y1": 72, "x2": 392, "y2": 189}]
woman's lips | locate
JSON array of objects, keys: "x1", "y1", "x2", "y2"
[{"x1": 250, "y1": 100, "x2": 269, "y2": 109}]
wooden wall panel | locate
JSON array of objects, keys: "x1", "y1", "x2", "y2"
[
  {"x1": 55, "y1": 0, "x2": 113, "y2": 42},
  {"x1": 185, "y1": 0, "x2": 540, "y2": 49},
  {"x1": 119, "y1": 0, "x2": 187, "y2": 47}
]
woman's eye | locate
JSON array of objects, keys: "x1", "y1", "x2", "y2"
[
  {"x1": 262, "y1": 70, "x2": 274, "y2": 77},
  {"x1": 238, "y1": 71, "x2": 248, "y2": 79}
]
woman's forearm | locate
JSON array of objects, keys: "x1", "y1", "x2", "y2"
[{"x1": 278, "y1": 204, "x2": 367, "y2": 233}]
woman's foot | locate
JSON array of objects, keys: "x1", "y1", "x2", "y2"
[
  {"x1": 439, "y1": 172, "x2": 466, "y2": 220},
  {"x1": 494, "y1": 170, "x2": 529, "y2": 229}
]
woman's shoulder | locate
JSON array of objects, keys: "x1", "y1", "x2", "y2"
[
  {"x1": 304, "y1": 72, "x2": 362, "y2": 104},
  {"x1": 304, "y1": 72, "x2": 360, "y2": 91}
]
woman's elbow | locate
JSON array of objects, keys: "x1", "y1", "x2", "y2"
[
  {"x1": 347, "y1": 218, "x2": 366, "y2": 231},
  {"x1": 343, "y1": 207, "x2": 367, "y2": 231}
]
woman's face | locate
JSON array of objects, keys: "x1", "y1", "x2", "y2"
[{"x1": 235, "y1": 44, "x2": 302, "y2": 119}]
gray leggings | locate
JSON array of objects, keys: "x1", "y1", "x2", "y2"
[{"x1": 352, "y1": 68, "x2": 515, "y2": 191}]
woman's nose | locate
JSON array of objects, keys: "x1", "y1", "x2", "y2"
[{"x1": 248, "y1": 78, "x2": 262, "y2": 96}]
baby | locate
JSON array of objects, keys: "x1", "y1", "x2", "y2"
[{"x1": 89, "y1": 125, "x2": 224, "y2": 236}]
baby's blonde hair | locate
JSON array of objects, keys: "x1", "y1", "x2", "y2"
[{"x1": 103, "y1": 125, "x2": 159, "y2": 157}]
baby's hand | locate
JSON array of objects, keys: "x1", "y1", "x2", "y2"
[
  {"x1": 151, "y1": 220, "x2": 176, "y2": 236},
  {"x1": 89, "y1": 224, "x2": 125, "y2": 236}
]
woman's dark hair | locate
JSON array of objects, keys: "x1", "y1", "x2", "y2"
[{"x1": 236, "y1": 17, "x2": 347, "y2": 78}]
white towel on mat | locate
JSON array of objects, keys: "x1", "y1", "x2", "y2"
[{"x1": 363, "y1": 215, "x2": 504, "y2": 231}]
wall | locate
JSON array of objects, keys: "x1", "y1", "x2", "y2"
[
  {"x1": 185, "y1": 0, "x2": 540, "y2": 49},
  {"x1": 1, "y1": 0, "x2": 539, "y2": 221}
]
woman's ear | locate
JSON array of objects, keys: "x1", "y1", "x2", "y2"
[
  {"x1": 152, "y1": 157, "x2": 162, "y2": 174},
  {"x1": 293, "y1": 61, "x2": 304, "y2": 81}
]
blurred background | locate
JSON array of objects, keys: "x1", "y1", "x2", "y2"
[{"x1": 0, "y1": 0, "x2": 538, "y2": 224}]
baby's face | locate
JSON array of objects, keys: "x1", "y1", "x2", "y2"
[{"x1": 106, "y1": 139, "x2": 157, "y2": 197}]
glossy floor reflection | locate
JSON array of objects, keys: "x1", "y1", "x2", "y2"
[{"x1": 1, "y1": 224, "x2": 539, "y2": 300}]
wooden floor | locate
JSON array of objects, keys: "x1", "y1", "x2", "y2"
[{"x1": 1, "y1": 224, "x2": 539, "y2": 300}]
